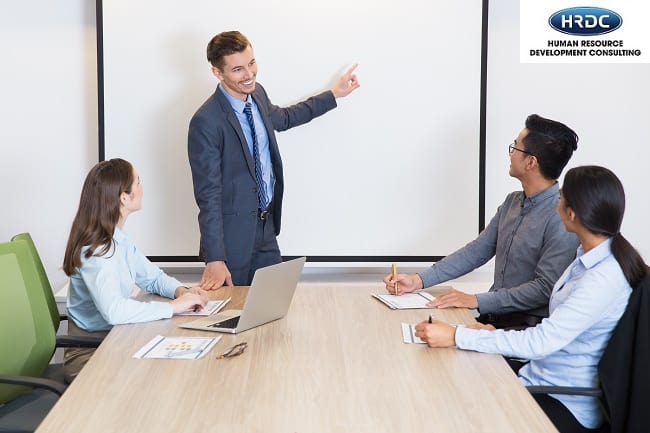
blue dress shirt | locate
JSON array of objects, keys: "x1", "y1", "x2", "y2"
[
  {"x1": 67, "y1": 227, "x2": 182, "y2": 332},
  {"x1": 455, "y1": 238, "x2": 631, "y2": 428},
  {"x1": 218, "y1": 84, "x2": 275, "y2": 205}
]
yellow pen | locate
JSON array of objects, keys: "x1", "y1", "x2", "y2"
[{"x1": 392, "y1": 263, "x2": 399, "y2": 296}]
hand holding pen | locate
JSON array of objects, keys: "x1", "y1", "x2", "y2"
[
  {"x1": 414, "y1": 316, "x2": 457, "y2": 348},
  {"x1": 383, "y1": 267, "x2": 423, "y2": 296},
  {"x1": 170, "y1": 292, "x2": 208, "y2": 315}
]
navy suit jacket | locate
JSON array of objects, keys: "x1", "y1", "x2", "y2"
[{"x1": 188, "y1": 83, "x2": 336, "y2": 266}]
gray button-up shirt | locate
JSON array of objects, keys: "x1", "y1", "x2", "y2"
[{"x1": 419, "y1": 183, "x2": 579, "y2": 317}]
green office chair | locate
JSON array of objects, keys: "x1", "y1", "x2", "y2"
[
  {"x1": 0, "y1": 240, "x2": 65, "y2": 433},
  {"x1": 10, "y1": 233, "x2": 103, "y2": 350},
  {"x1": 11, "y1": 233, "x2": 65, "y2": 332}
]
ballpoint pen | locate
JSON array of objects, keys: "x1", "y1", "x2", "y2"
[{"x1": 392, "y1": 263, "x2": 399, "y2": 296}]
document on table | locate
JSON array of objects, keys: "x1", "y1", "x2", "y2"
[
  {"x1": 133, "y1": 335, "x2": 221, "y2": 359},
  {"x1": 402, "y1": 322, "x2": 465, "y2": 344},
  {"x1": 372, "y1": 292, "x2": 435, "y2": 309},
  {"x1": 401, "y1": 323, "x2": 426, "y2": 344},
  {"x1": 177, "y1": 297, "x2": 231, "y2": 316}
]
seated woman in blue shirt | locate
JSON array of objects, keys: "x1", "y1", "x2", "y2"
[
  {"x1": 415, "y1": 165, "x2": 647, "y2": 432},
  {"x1": 62, "y1": 158, "x2": 208, "y2": 382}
]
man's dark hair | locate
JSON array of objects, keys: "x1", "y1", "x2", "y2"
[
  {"x1": 522, "y1": 114, "x2": 579, "y2": 180},
  {"x1": 207, "y1": 31, "x2": 251, "y2": 70}
]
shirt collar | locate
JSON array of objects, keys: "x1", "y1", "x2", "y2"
[
  {"x1": 528, "y1": 182, "x2": 559, "y2": 203},
  {"x1": 521, "y1": 182, "x2": 559, "y2": 208},
  {"x1": 218, "y1": 84, "x2": 252, "y2": 114},
  {"x1": 576, "y1": 237, "x2": 613, "y2": 270},
  {"x1": 113, "y1": 226, "x2": 128, "y2": 242}
]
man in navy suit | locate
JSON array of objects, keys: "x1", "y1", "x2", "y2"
[{"x1": 188, "y1": 31, "x2": 360, "y2": 288}]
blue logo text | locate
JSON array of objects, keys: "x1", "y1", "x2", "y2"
[{"x1": 549, "y1": 7, "x2": 622, "y2": 36}]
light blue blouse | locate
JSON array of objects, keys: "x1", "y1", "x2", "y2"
[
  {"x1": 455, "y1": 238, "x2": 631, "y2": 428},
  {"x1": 67, "y1": 227, "x2": 181, "y2": 332}
]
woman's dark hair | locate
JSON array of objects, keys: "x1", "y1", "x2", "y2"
[
  {"x1": 562, "y1": 165, "x2": 647, "y2": 287},
  {"x1": 63, "y1": 159, "x2": 134, "y2": 275}
]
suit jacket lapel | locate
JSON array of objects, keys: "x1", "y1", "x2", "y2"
[{"x1": 215, "y1": 89, "x2": 256, "y2": 178}]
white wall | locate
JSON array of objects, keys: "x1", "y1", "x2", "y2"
[
  {"x1": 1, "y1": 1, "x2": 98, "y2": 290},
  {"x1": 485, "y1": 0, "x2": 650, "y2": 261},
  {"x1": 2, "y1": 1, "x2": 648, "y2": 292}
]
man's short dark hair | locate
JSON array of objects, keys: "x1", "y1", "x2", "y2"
[
  {"x1": 207, "y1": 31, "x2": 251, "y2": 70},
  {"x1": 522, "y1": 114, "x2": 579, "y2": 180}
]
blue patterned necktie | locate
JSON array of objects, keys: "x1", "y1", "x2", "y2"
[{"x1": 243, "y1": 102, "x2": 270, "y2": 210}]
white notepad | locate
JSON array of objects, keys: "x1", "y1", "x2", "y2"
[
  {"x1": 177, "y1": 298, "x2": 231, "y2": 316},
  {"x1": 401, "y1": 323, "x2": 426, "y2": 344},
  {"x1": 371, "y1": 292, "x2": 435, "y2": 309},
  {"x1": 401, "y1": 322, "x2": 464, "y2": 344}
]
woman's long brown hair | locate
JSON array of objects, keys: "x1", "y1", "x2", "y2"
[{"x1": 63, "y1": 158, "x2": 134, "y2": 276}]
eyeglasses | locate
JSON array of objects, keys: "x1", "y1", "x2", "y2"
[
  {"x1": 217, "y1": 342, "x2": 248, "y2": 359},
  {"x1": 508, "y1": 142, "x2": 535, "y2": 157}
]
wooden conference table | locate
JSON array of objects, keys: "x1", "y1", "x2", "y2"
[{"x1": 36, "y1": 284, "x2": 557, "y2": 433}]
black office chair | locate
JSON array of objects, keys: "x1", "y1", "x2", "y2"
[{"x1": 527, "y1": 270, "x2": 650, "y2": 433}]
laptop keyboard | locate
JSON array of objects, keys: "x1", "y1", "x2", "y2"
[{"x1": 208, "y1": 315, "x2": 240, "y2": 329}]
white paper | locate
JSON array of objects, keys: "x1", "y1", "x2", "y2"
[
  {"x1": 401, "y1": 322, "x2": 464, "y2": 344},
  {"x1": 177, "y1": 298, "x2": 231, "y2": 316},
  {"x1": 372, "y1": 292, "x2": 435, "y2": 309},
  {"x1": 401, "y1": 323, "x2": 426, "y2": 344},
  {"x1": 133, "y1": 335, "x2": 221, "y2": 359}
]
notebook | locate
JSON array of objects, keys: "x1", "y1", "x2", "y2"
[
  {"x1": 372, "y1": 292, "x2": 436, "y2": 309},
  {"x1": 179, "y1": 257, "x2": 305, "y2": 334}
]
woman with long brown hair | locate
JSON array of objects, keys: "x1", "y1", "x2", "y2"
[{"x1": 62, "y1": 158, "x2": 207, "y2": 382}]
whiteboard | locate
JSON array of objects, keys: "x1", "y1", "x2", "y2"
[{"x1": 100, "y1": 0, "x2": 484, "y2": 260}]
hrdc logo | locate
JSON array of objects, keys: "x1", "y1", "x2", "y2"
[
  {"x1": 521, "y1": 1, "x2": 648, "y2": 63},
  {"x1": 549, "y1": 7, "x2": 622, "y2": 36}
]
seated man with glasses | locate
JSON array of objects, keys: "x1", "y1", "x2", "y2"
[{"x1": 385, "y1": 114, "x2": 580, "y2": 329}]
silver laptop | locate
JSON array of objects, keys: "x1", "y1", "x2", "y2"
[{"x1": 179, "y1": 257, "x2": 305, "y2": 334}]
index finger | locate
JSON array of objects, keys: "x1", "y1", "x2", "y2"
[
  {"x1": 344, "y1": 63, "x2": 359, "y2": 76},
  {"x1": 414, "y1": 320, "x2": 429, "y2": 331}
]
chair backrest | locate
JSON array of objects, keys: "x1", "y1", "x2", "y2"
[
  {"x1": 0, "y1": 240, "x2": 56, "y2": 404},
  {"x1": 598, "y1": 270, "x2": 650, "y2": 433},
  {"x1": 11, "y1": 233, "x2": 61, "y2": 332}
]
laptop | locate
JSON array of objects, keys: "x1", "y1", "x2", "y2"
[{"x1": 179, "y1": 257, "x2": 305, "y2": 334}]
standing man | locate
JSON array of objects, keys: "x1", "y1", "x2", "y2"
[
  {"x1": 385, "y1": 114, "x2": 580, "y2": 328},
  {"x1": 188, "y1": 31, "x2": 359, "y2": 288}
]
